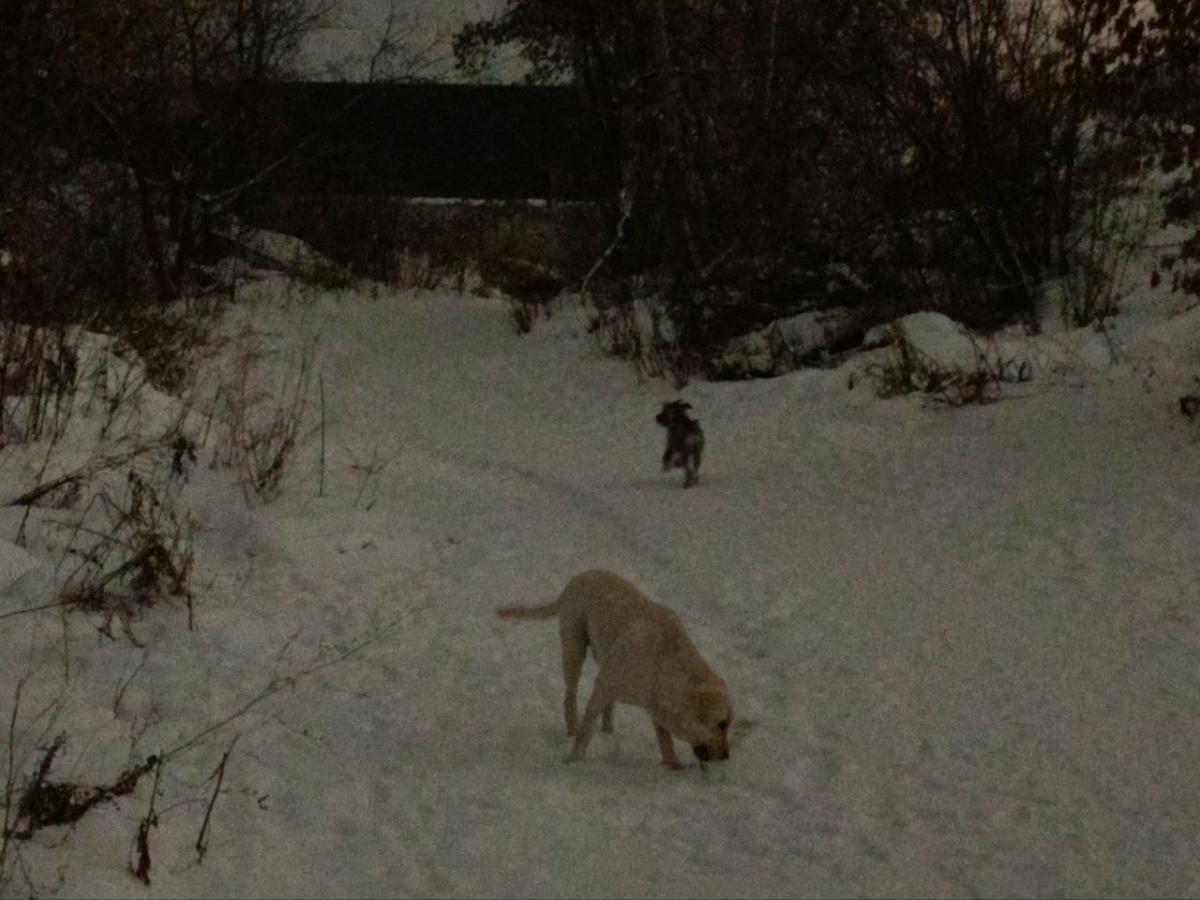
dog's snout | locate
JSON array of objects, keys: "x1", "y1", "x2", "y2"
[{"x1": 692, "y1": 744, "x2": 729, "y2": 763}]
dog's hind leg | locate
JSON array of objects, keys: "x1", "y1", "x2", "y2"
[
  {"x1": 560, "y1": 618, "x2": 587, "y2": 737},
  {"x1": 565, "y1": 672, "x2": 619, "y2": 763},
  {"x1": 601, "y1": 703, "x2": 614, "y2": 734},
  {"x1": 561, "y1": 647, "x2": 584, "y2": 737},
  {"x1": 683, "y1": 446, "x2": 701, "y2": 487}
]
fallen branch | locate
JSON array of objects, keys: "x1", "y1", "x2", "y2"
[
  {"x1": 161, "y1": 626, "x2": 392, "y2": 765},
  {"x1": 195, "y1": 735, "x2": 237, "y2": 864},
  {"x1": 130, "y1": 758, "x2": 164, "y2": 883},
  {"x1": 3, "y1": 443, "x2": 171, "y2": 509},
  {"x1": 1, "y1": 623, "x2": 394, "y2": 881},
  {"x1": 0, "y1": 601, "x2": 65, "y2": 623},
  {"x1": 7, "y1": 736, "x2": 159, "y2": 841},
  {"x1": 318, "y1": 374, "x2": 326, "y2": 499},
  {"x1": 132, "y1": 756, "x2": 164, "y2": 886},
  {"x1": 113, "y1": 652, "x2": 150, "y2": 719},
  {"x1": 0, "y1": 679, "x2": 25, "y2": 879},
  {"x1": 3, "y1": 472, "x2": 83, "y2": 510}
]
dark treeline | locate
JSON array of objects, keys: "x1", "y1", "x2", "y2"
[
  {"x1": 2, "y1": 0, "x2": 1198, "y2": 384},
  {"x1": 459, "y1": 0, "x2": 1200, "y2": 378}
]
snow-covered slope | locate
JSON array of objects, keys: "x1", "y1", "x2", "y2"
[{"x1": 1, "y1": 276, "x2": 1198, "y2": 898}]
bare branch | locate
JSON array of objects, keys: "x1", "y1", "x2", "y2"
[{"x1": 160, "y1": 625, "x2": 395, "y2": 765}]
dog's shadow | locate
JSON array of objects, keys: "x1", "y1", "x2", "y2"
[
  {"x1": 622, "y1": 475, "x2": 725, "y2": 492},
  {"x1": 500, "y1": 721, "x2": 689, "y2": 777}
]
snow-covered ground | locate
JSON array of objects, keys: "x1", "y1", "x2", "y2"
[{"x1": 1, "y1": 267, "x2": 1199, "y2": 898}]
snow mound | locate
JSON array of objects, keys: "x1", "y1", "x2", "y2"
[
  {"x1": 716, "y1": 307, "x2": 860, "y2": 378},
  {"x1": 863, "y1": 310, "x2": 1128, "y2": 385},
  {"x1": 238, "y1": 227, "x2": 336, "y2": 273},
  {"x1": 1127, "y1": 303, "x2": 1200, "y2": 367},
  {"x1": 208, "y1": 222, "x2": 347, "y2": 282},
  {"x1": 888, "y1": 311, "x2": 985, "y2": 370}
]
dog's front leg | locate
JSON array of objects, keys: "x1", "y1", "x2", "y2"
[
  {"x1": 683, "y1": 461, "x2": 699, "y2": 488},
  {"x1": 653, "y1": 723, "x2": 684, "y2": 770},
  {"x1": 565, "y1": 677, "x2": 617, "y2": 763}
]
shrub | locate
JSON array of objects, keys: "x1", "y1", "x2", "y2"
[
  {"x1": 55, "y1": 460, "x2": 196, "y2": 644},
  {"x1": 202, "y1": 330, "x2": 316, "y2": 503},
  {"x1": 863, "y1": 321, "x2": 1031, "y2": 406},
  {"x1": 457, "y1": 0, "x2": 1189, "y2": 375}
]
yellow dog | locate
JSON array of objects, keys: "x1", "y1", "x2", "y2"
[{"x1": 497, "y1": 570, "x2": 733, "y2": 769}]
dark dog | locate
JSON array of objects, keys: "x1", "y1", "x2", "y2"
[{"x1": 656, "y1": 401, "x2": 705, "y2": 488}]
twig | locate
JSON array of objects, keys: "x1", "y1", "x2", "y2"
[
  {"x1": 4, "y1": 442, "x2": 172, "y2": 509},
  {"x1": 353, "y1": 447, "x2": 380, "y2": 509},
  {"x1": 160, "y1": 628, "x2": 389, "y2": 765},
  {"x1": 195, "y1": 735, "x2": 237, "y2": 864},
  {"x1": 0, "y1": 600, "x2": 65, "y2": 623},
  {"x1": 318, "y1": 373, "x2": 326, "y2": 499},
  {"x1": 764, "y1": 0, "x2": 781, "y2": 116},
  {"x1": 580, "y1": 186, "x2": 634, "y2": 296},
  {"x1": 132, "y1": 755, "x2": 164, "y2": 886},
  {"x1": 16, "y1": 432, "x2": 61, "y2": 546},
  {"x1": 365, "y1": 0, "x2": 449, "y2": 83},
  {"x1": 0, "y1": 678, "x2": 25, "y2": 879},
  {"x1": 10, "y1": 741, "x2": 158, "y2": 841},
  {"x1": 41, "y1": 517, "x2": 138, "y2": 553},
  {"x1": 367, "y1": 0, "x2": 403, "y2": 83},
  {"x1": 4, "y1": 472, "x2": 84, "y2": 511},
  {"x1": 113, "y1": 652, "x2": 150, "y2": 719},
  {"x1": 189, "y1": 573, "x2": 214, "y2": 633}
]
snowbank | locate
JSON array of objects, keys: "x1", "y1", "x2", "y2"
[
  {"x1": 715, "y1": 306, "x2": 861, "y2": 378},
  {"x1": 1, "y1": 272, "x2": 1198, "y2": 898}
]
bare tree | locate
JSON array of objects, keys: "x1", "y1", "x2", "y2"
[
  {"x1": 366, "y1": 0, "x2": 454, "y2": 83},
  {"x1": 457, "y1": 0, "x2": 1197, "y2": 370},
  {"x1": 455, "y1": 1, "x2": 895, "y2": 352},
  {"x1": 1, "y1": 0, "x2": 336, "y2": 308}
]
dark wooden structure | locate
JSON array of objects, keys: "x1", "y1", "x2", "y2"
[{"x1": 238, "y1": 82, "x2": 614, "y2": 201}]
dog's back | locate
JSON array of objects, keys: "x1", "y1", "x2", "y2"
[{"x1": 499, "y1": 569, "x2": 701, "y2": 660}]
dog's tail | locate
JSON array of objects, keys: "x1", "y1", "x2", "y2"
[{"x1": 495, "y1": 600, "x2": 560, "y2": 621}]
